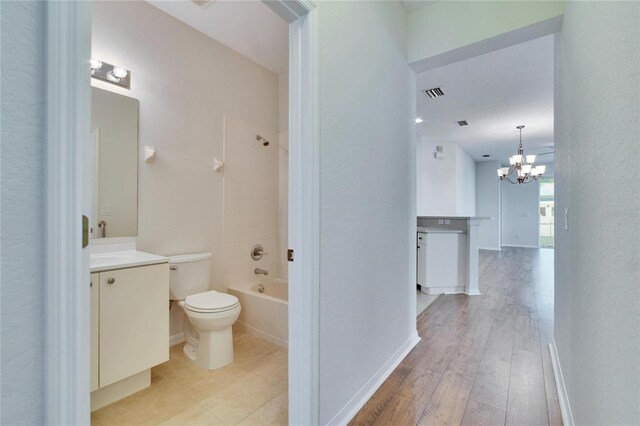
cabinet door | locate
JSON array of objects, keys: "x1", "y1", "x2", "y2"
[
  {"x1": 99, "y1": 264, "x2": 169, "y2": 387},
  {"x1": 90, "y1": 273, "x2": 99, "y2": 392}
]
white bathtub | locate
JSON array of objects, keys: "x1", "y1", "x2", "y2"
[{"x1": 228, "y1": 279, "x2": 288, "y2": 348}]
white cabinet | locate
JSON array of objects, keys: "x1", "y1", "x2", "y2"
[
  {"x1": 90, "y1": 273, "x2": 99, "y2": 392},
  {"x1": 99, "y1": 264, "x2": 169, "y2": 387},
  {"x1": 417, "y1": 233, "x2": 426, "y2": 287},
  {"x1": 90, "y1": 263, "x2": 169, "y2": 389},
  {"x1": 422, "y1": 231, "x2": 467, "y2": 294}
]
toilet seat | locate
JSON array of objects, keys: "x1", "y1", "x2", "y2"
[{"x1": 184, "y1": 290, "x2": 239, "y2": 313}]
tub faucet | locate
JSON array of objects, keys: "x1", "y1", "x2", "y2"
[{"x1": 254, "y1": 268, "x2": 269, "y2": 276}]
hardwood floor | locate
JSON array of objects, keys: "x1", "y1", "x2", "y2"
[{"x1": 349, "y1": 248, "x2": 562, "y2": 426}]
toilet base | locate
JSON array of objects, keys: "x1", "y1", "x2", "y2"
[
  {"x1": 183, "y1": 327, "x2": 234, "y2": 370},
  {"x1": 179, "y1": 302, "x2": 241, "y2": 370}
]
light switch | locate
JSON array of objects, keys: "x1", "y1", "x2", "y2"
[{"x1": 102, "y1": 203, "x2": 112, "y2": 216}]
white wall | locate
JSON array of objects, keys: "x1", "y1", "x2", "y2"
[
  {"x1": 475, "y1": 161, "x2": 501, "y2": 250},
  {"x1": 317, "y1": 1, "x2": 416, "y2": 423},
  {"x1": 408, "y1": 1, "x2": 564, "y2": 70},
  {"x1": 456, "y1": 144, "x2": 476, "y2": 216},
  {"x1": 417, "y1": 139, "x2": 476, "y2": 216},
  {"x1": 0, "y1": 1, "x2": 47, "y2": 424},
  {"x1": 554, "y1": 2, "x2": 640, "y2": 424},
  {"x1": 500, "y1": 179, "x2": 539, "y2": 248},
  {"x1": 92, "y1": 1, "x2": 280, "y2": 337}
]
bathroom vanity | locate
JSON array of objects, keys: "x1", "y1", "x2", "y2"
[
  {"x1": 90, "y1": 244, "x2": 169, "y2": 411},
  {"x1": 417, "y1": 216, "x2": 489, "y2": 295}
]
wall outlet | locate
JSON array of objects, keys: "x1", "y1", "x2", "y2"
[
  {"x1": 438, "y1": 219, "x2": 444, "y2": 225},
  {"x1": 444, "y1": 219, "x2": 451, "y2": 225}
]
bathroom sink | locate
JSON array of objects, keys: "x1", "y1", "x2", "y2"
[{"x1": 90, "y1": 250, "x2": 169, "y2": 272}]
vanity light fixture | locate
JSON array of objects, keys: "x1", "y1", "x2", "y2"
[
  {"x1": 497, "y1": 125, "x2": 546, "y2": 184},
  {"x1": 90, "y1": 58, "x2": 131, "y2": 89}
]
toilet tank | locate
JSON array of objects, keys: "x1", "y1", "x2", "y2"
[{"x1": 169, "y1": 253, "x2": 213, "y2": 300}]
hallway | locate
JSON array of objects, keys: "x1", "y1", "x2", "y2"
[{"x1": 350, "y1": 248, "x2": 560, "y2": 426}]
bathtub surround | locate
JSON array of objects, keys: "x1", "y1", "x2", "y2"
[
  {"x1": 278, "y1": 73, "x2": 289, "y2": 280},
  {"x1": 223, "y1": 115, "x2": 280, "y2": 289},
  {"x1": 92, "y1": 1, "x2": 280, "y2": 338}
]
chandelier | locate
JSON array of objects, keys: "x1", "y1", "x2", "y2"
[{"x1": 497, "y1": 125, "x2": 546, "y2": 184}]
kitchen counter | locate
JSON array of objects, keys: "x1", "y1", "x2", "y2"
[{"x1": 418, "y1": 227, "x2": 465, "y2": 234}]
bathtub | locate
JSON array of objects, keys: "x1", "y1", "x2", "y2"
[{"x1": 228, "y1": 279, "x2": 288, "y2": 348}]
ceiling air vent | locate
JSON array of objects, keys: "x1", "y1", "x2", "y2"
[
  {"x1": 423, "y1": 87, "x2": 445, "y2": 99},
  {"x1": 456, "y1": 120, "x2": 469, "y2": 127},
  {"x1": 191, "y1": 0, "x2": 215, "y2": 9}
]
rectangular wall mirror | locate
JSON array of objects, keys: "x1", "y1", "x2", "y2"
[{"x1": 91, "y1": 87, "x2": 139, "y2": 238}]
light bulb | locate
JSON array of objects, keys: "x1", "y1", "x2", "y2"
[
  {"x1": 501, "y1": 167, "x2": 509, "y2": 176},
  {"x1": 512, "y1": 154, "x2": 523, "y2": 165},
  {"x1": 112, "y1": 66, "x2": 128, "y2": 79},
  {"x1": 497, "y1": 168, "x2": 502, "y2": 177},
  {"x1": 521, "y1": 164, "x2": 532, "y2": 174},
  {"x1": 90, "y1": 58, "x2": 102, "y2": 70},
  {"x1": 526, "y1": 155, "x2": 536, "y2": 164},
  {"x1": 106, "y1": 71, "x2": 120, "y2": 82},
  {"x1": 537, "y1": 165, "x2": 546, "y2": 175}
]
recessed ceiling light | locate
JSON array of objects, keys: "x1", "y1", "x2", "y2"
[{"x1": 415, "y1": 118, "x2": 424, "y2": 123}]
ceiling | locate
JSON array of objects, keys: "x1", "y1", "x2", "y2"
[
  {"x1": 146, "y1": 0, "x2": 288, "y2": 75},
  {"x1": 416, "y1": 35, "x2": 555, "y2": 164},
  {"x1": 401, "y1": 1, "x2": 437, "y2": 13}
]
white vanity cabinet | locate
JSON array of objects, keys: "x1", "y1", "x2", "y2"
[
  {"x1": 90, "y1": 273, "x2": 99, "y2": 392},
  {"x1": 99, "y1": 264, "x2": 169, "y2": 387},
  {"x1": 89, "y1": 254, "x2": 169, "y2": 411}
]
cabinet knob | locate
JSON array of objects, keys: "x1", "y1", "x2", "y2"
[{"x1": 107, "y1": 277, "x2": 116, "y2": 284}]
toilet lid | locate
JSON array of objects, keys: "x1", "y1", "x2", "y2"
[{"x1": 185, "y1": 290, "x2": 239, "y2": 313}]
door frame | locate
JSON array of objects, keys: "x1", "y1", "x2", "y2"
[{"x1": 45, "y1": 1, "x2": 319, "y2": 424}]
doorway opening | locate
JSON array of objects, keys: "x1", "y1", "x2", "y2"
[{"x1": 539, "y1": 177, "x2": 555, "y2": 248}]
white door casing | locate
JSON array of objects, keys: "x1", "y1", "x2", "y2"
[{"x1": 45, "y1": 1, "x2": 319, "y2": 425}]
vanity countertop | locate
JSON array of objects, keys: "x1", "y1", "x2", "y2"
[{"x1": 90, "y1": 250, "x2": 169, "y2": 273}]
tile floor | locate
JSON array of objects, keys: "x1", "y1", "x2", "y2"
[
  {"x1": 416, "y1": 290, "x2": 439, "y2": 317},
  {"x1": 91, "y1": 327, "x2": 288, "y2": 426}
]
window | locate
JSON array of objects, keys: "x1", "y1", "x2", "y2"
[{"x1": 540, "y1": 206, "x2": 546, "y2": 216}]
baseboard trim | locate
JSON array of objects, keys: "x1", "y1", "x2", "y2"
[
  {"x1": 501, "y1": 244, "x2": 540, "y2": 249},
  {"x1": 169, "y1": 333, "x2": 185, "y2": 347},
  {"x1": 327, "y1": 331, "x2": 421, "y2": 426},
  {"x1": 549, "y1": 341, "x2": 575, "y2": 426},
  {"x1": 234, "y1": 321, "x2": 288, "y2": 348}
]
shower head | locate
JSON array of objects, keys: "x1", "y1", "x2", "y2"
[{"x1": 256, "y1": 135, "x2": 270, "y2": 147}]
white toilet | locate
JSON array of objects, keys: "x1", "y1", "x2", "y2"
[{"x1": 169, "y1": 253, "x2": 241, "y2": 370}]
